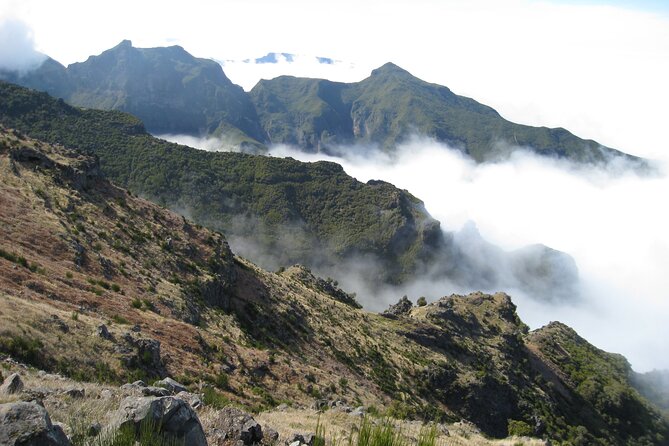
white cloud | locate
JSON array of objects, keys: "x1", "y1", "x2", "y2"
[
  {"x1": 0, "y1": 17, "x2": 46, "y2": 72},
  {"x1": 269, "y1": 139, "x2": 669, "y2": 372},
  {"x1": 3, "y1": 1, "x2": 668, "y2": 160}
]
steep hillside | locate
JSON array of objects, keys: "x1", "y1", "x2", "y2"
[
  {"x1": 1, "y1": 40, "x2": 266, "y2": 150},
  {"x1": 0, "y1": 127, "x2": 667, "y2": 445},
  {"x1": 0, "y1": 81, "x2": 580, "y2": 303},
  {"x1": 0, "y1": 81, "x2": 443, "y2": 287},
  {"x1": 250, "y1": 62, "x2": 639, "y2": 164}
]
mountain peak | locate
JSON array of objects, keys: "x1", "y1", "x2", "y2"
[
  {"x1": 115, "y1": 39, "x2": 133, "y2": 49},
  {"x1": 370, "y1": 62, "x2": 412, "y2": 77}
]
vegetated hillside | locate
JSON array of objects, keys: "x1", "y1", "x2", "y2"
[
  {"x1": 0, "y1": 80, "x2": 442, "y2": 287},
  {"x1": 1, "y1": 41, "x2": 642, "y2": 165},
  {"x1": 0, "y1": 127, "x2": 666, "y2": 445},
  {"x1": 250, "y1": 62, "x2": 639, "y2": 164},
  {"x1": 0, "y1": 40, "x2": 266, "y2": 150},
  {"x1": 0, "y1": 81, "x2": 580, "y2": 303},
  {"x1": 633, "y1": 370, "x2": 669, "y2": 417}
]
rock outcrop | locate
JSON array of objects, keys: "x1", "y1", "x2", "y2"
[
  {"x1": 0, "y1": 401, "x2": 71, "y2": 446},
  {"x1": 0, "y1": 373, "x2": 24, "y2": 395},
  {"x1": 210, "y1": 407, "x2": 263, "y2": 445},
  {"x1": 110, "y1": 395, "x2": 207, "y2": 446}
]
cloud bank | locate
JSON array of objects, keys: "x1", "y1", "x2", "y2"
[
  {"x1": 267, "y1": 139, "x2": 669, "y2": 372},
  {"x1": 0, "y1": 18, "x2": 46, "y2": 73}
]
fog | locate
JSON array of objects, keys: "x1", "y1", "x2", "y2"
[
  {"x1": 0, "y1": 18, "x2": 46, "y2": 73},
  {"x1": 220, "y1": 54, "x2": 367, "y2": 92},
  {"x1": 263, "y1": 139, "x2": 669, "y2": 372}
]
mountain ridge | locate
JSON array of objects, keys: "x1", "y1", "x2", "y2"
[
  {"x1": 0, "y1": 41, "x2": 644, "y2": 165},
  {"x1": 0, "y1": 80, "x2": 580, "y2": 304}
]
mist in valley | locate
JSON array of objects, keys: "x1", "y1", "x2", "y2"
[{"x1": 261, "y1": 139, "x2": 669, "y2": 373}]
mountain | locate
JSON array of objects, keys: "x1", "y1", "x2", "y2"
[
  {"x1": 0, "y1": 127, "x2": 666, "y2": 444},
  {"x1": 0, "y1": 81, "x2": 579, "y2": 303},
  {"x1": 1, "y1": 40, "x2": 266, "y2": 151},
  {"x1": 0, "y1": 81, "x2": 442, "y2": 288},
  {"x1": 249, "y1": 62, "x2": 639, "y2": 163},
  {"x1": 1, "y1": 42, "x2": 642, "y2": 165}
]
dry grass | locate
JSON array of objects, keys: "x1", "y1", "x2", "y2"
[{"x1": 255, "y1": 408, "x2": 547, "y2": 446}]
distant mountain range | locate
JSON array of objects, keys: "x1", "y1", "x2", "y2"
[{"x1": 0, "y1": 40, "x2": 641, "y2": 164}]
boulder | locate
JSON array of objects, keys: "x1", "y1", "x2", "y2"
[
  {"x1": 141, "y1": 386, "x2": 171, "y2": 397},
  {"x1": 0, "y1": 401, "x2": 71, "y2": 445},
  {"x1": 62, "y1": 388, "x2": 85, "y2": 399},
  {"x1": 288, "y1": 432, "x2": 316, "y2": 446},
  {"x1": 212, "y1": 407, "x2": 263, "y2": 445},
  {"x1": 96, "y1": 324, "x2": 112, "y2": 340},
  {"x1": 0, "y1": 373, "x2": 24, "y2": 395},
  {"x1": 176, "y1": 391, "x2": 203, "y2": 410},
  {"x1": 264, "y1": 426, "x2": 279, "y2": 444},
  {"x1": 382, "y1": 296, "x2": 413, "y2": 318},
  {"x1": 110, "y1": 395, "x2": 206, "y2": 446},
  {"x1": 154, "y1": 377, "x2": 187, "y2": 394}
]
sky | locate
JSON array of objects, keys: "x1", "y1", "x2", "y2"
[{"x1": 1, "y1": 0, "x2": 668, "y2": 371}]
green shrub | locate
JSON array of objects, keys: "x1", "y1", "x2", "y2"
[
  {"x1": 417, "y1": 297, "x2": 427, "y2": 307},
  {"x1": 202, "y1": 386, "x2": 230, "y2": 410},
  {"x1": 0, "y1": 334, "x2": 44, "y2": 368},
  {"x1": 507, "y1": 419, "x2": 533, "y2": 437},
  {"x1": 112, "y1": 315, "x2": 130, "y2": 325},
  {"x1": 131, "y1": 298, "x2": 143, "y2": 309}
]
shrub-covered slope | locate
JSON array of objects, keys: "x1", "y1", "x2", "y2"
[
  {"x1": 250, "y1": 62, "x2": 640, "y2": 164},
  {"x1": 0, "y1": 81, "x2": 444, "y2": 287},
  {"x1": 0, "y1": 127, "x2": 666, "y2": 444}
]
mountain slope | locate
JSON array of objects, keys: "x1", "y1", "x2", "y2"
[
  {"x1": 0, "y1": 131, "x2": 666, "y2": 444},
  {"x1": 250, "y1": 62, "x2": 639, "y2": 163},
  {"x1": 0, "y1": 81, "x2": 444, "y2": 288},
  {"x1": 1, "y1": 40, "x2": 266, "y2": 150},
  {"x1": 0, "y1": 81, "x2": 581, "y2": 303},
  {"x1": 1, "y1": 42, "x2": 642, "y2": 164}
]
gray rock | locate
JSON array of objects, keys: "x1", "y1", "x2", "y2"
[
  {"x1": 110, "y1": 395, "x2": 206, "y2": 446},
  {"x1": 349, "y1": 406, "x2": 365, "y2": 418},
  {"x1": 176, "y1": 391, "x2": 203, "y2": 410},
  {"x1": 96, "y1": 324, "x2": 112, "y2": 340},
  {"x1": 288, "y1": 432, "x2": 316, "y2": 446},
  {"x1": 87, "y1": 422, "x2": 102, "y2": 437},
  {"x1": 0, "y1": 401, "x2": 71, "y2": 445},
  {"x1": 263, "y1": 426, "x2": 279, "y2": 445},
  {"x1": 62, "y1": 388, "x2": 85, "y2": 399},
  {"x1": 382, "y1": 296, "x2": 413, "y2": 318},
  {"x1": 154, "y1": 377, "x2": 187, "y2": 394},
  {"x1": 141, "y1": 386, "x2": 171, "y2": 397},
  {"x1": 213, "y1": 407, "x2": 263, "y2": 445},
  {"x1": 311, "y1": 399, "x2": 328, "y2": 411},
  {"x1": 99, "y1": 389, "x2": 113, "y2": 400},
  {"x1": 0, "y1": 373, "x2": 24, "y2": 395}
]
